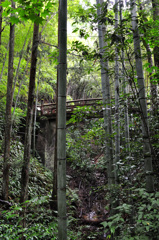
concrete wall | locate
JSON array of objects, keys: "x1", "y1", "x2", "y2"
[{"x1": 36, "y1": 118, "x2": 56, "y2": 170}]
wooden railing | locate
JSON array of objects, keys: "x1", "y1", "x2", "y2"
[
  {"x1": 37, "y1": 98, "x2": 103, "y2": 117},
  {"x1": 36, "y1": 96, "x2": 158, "y2": 118}
]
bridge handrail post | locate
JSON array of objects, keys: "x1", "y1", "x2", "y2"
[{"x1": 41, "y1": 100, "x2": 44, "y2": 115}]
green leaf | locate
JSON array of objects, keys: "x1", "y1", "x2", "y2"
[
  {"x1": 72, "y1": 28, "x2": 79, "y2": 33},
  {"x1": 10, "y1": 16, "x2": 20, "y2": 24},
  {"x1": 155, "y1": 192, "x2": 159, "y2": 198},
  {"x1": 110, "y1": 226, "x2": 115, "y2": 234},
  {"x1": 100, "y1": 221, "x2": 108, "y2": 228},
  {"x1": 1, "y1": 0, "x2": 11, "y2": 8},
  {"x1": 6, "y1": 214, "x2": 17, "y2": 219}
]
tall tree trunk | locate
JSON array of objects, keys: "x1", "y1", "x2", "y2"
[
  {"x1": 57, "y1": 0, "x2": 67, "y2": 238},
  {"x1": 142, "y1": 39, "x2": 157, "y2": 114},
  {"x1": 50, "y1": 123, "x2": 57, "y2": 212},
  {"x1": 113, "y1": 3, "x2": 120, "y2": 237},
  {"x1": 138, "y1": 1, "x2": 157, "y2": 113},
  {"x1": 120, "y1": 1, "x2": 134, "y2": 229},
  {"x1": 119, "y1": 0, "x2": 130, "y2": 154},
  {"x1": 131, "y1": 0, "x2": 154, "y2": 193},
  {"x1": 20, "y1": 22, "x2": 39, "y2": 204},
  {"x1": 2, "y1": 0, "x2": 15, "y2": 200},
  {"x1": 96, "y1": 0, "x2": 114, "y2": 185},
  {"x1": 50, "y1": 84, "x2": 58, "y2": 213},
  {"x1": 33, "y1": 60, "x2": 41, "y2": 157},
  {"x1": 114, "y1": 0, "x2": 120, "y2": 182}
]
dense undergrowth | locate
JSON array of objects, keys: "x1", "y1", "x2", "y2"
[
  {"x1": 0, "y1": 139, "x2": 95, "y2": 240},
  {"x1": 0, "y1": 114, "x2": 159, "y2": 239},
  {"x1": 66, "y1": 118, "x2": 159, "y2": 240},
  {"x1": 0, "y1": 141, "x2": 57, "y2": 240}
]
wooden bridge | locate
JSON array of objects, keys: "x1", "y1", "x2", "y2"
[
  {"x1": 36, "y1": 96, "x2": 156, "y2": 120},
  {"x1": 35, "y1": 96, "x2": 156, "y2": 169},
  {"x1": 36, "y1": 96, "x2": 149, "y2": 120},
  {"x1": 35, "y1": 98, "x2": 103, "y2": 169},
  {"x1": 37, "y1": 98, "x2": 103, "y2": 119}
]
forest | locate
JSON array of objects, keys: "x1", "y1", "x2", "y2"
[{"x1": 0, "y1": 0, "x2": 159, "y2": 239}]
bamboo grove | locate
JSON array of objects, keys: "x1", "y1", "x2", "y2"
[{"x1": 0, "y1": 0, "x2": 159, "y2": 239}]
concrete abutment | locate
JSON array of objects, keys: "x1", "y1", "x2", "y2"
[{"x1": 36, "y1": 118, "x2": 56, "y2": 170}]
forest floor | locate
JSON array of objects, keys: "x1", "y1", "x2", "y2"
[
  {"x1": 67, "y1": 162, "x2": 109, "y2": 239},
  {"x1": 0, "y1": 153, "x2": 109, "y2": 240},
  {"x1": 1, "y1": 150, "x2": 159, "y2": 239}
]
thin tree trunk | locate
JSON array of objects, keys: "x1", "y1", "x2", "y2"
[
  {"x1": 33, "y1": 60, "x2": 41, "y2": 156},
  {"x1": 114, "y1": 0, "x2": 120, "y2": 182},
  {"x1": 12, "y1": 55, "x2": 31, "y2": 120},
  {"x1": 131, "y1": 0, "x2": 154, "y2": 193},
  {"x1": 50, "y1": 5, "x2": 60, "y2": 219},
  {"x1": 113, "y1": 3, "x2": 120, "y2": 237},
  {"x1": 57, "y1": 0, "x2": 67, "y2": 238},
  {"x1": 2, "y1": 0, "x2": 15, "y2": 200},
  {"x1": 13, "y1": 16, "x2": 52, "y2": 122},
  {"x1": 120, "y1": 1, "x2": 134, "y2": 229},
  {"x1": 50, "y1": 125, "x2": 57, "y2": 212},
  {"x1": 39, "y1": 14, "x2": 59, "y2": 213},
  {"x1": 119, "y1": 0, "x2": 130, "y2": 153},
  {"x1": 96, "y1": 0, "x2": 114, "y2": 185},
  {"x1": 142, "y1": 39, "x2": 157, "y2": 113},
  {"x1": 20, "y1": 22, "x2": 39, "y2": 204},
  {"x1": 50, "y1": 84, "x2": 58, "y2": 212},
  {"x1": 137, "y1": 0, "x2": 157, "y2": 113},
  {"x1": 12, "y1": 14, "x2": 54, "y2": 105},
  {"x1": 0, "y1": 42, "x2": 9, "y2": 82},
  {"x1": 40, "y1": 13, "x2": 57, "y2": 35},
  {"x1": 12, "y1": 24, "x2": 32, "y2": 103}
]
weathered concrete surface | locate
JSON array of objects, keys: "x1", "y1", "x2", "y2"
[{"x1": 36, "y1": 118, "x2": 56, "y2": 170}]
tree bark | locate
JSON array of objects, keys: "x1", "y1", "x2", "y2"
[
  {"x1": 131, "y1": 0, "x2": 154, "y2": 193},
  {"x1": 96, "y1": 0, "x2": 115, "y2": 185},
  {"x1": 114, "y1": 0, "x2": 120, "y2": 182},
  {"x1": 57, "y1": 0, "x2": 67, "y2": 239},
  {"x1": 119, "y1": 0, "x2": 130, "y2": 154},
  {"x1": 2, "y1": 0, "x2": 15, "y2": 200},
  {"x1": 50, "y1": 84, "x2": 58, "y2": 213},
  {"x1": 50, "y1": 124, "x2": 57, "y2": 212},
  {"x1": 33, "y1": 60, "x2": 41, "y2": 157},
  {"x1": 142, "y1": 39, "x2": 157, "y2": 113},
  {"x1": 20, "y1": 22, "x2": 39, "y2": 204}
]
